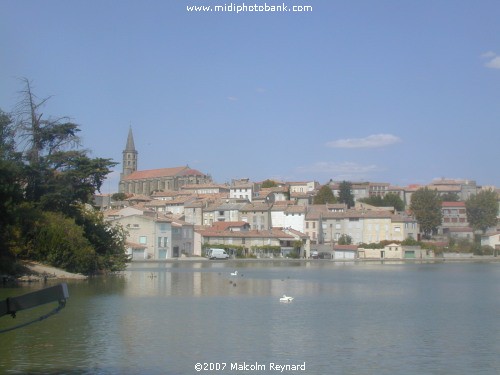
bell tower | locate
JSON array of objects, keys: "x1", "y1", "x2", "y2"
[{"x1": 122, "y1": 127, "x2": 138, "y2": 178}]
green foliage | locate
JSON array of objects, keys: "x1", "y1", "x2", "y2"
[
  {"x1": 261, "y1": 179, "x2": 278, "y2": 188},
  {"x1": 359, "y1": 195, "x2": 384, "y2": 206},
  {"x1": 358, "y1": 242, "x2": 385, "y2": 249},
  {"x1": 410, "y1": 187, "x2": 442, "y2": 239},
  {"x1": 314, "y1": 185, "x2": 337, "y2": 204},
  {"x1": 338, "y1": 181, "x2": 355, "y2": 208},
  {"x1": 30, "y1": 211, "x2": 97, "y2": 274},
  {"x1": 0, "y1": 81, "x2": 126, "y2": 275},
  {"x1": 112, "y1": 192, "x2": 128, "y2": 201},
  {"x1": 441, "y1": 192, "x2": 460, "y2": 202},
  {"x1": 401, "y1": 237, "x2": 420, "y2": 246},
  {"x1": 337, "y1": 234, "x2": 352, "y2": 245},
  {"x1": 383, "y1": 193, "x2": 405, "y2": 212},
  {"x1": 74, "y1": 206, "x2": 129, "y2": 273},
  {"x1": 466, "y1": 189, "x2": 498, "y2": 233},
  {"x1": 0, "y1": 110, "x2": 24, "y2": 269},
  {"x1": 359, "y1": 193, "x2": 405, "y2": 211}
]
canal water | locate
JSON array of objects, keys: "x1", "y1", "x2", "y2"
[{"x1": 1, "y1": 261, "x2": 500, "y2": 374}]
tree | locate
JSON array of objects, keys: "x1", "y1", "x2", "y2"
[
  {"x1": 359, "y1": 193, "x2": 405, "y2": 211},
  {"x1": 112, "y1": 192, "x2": 128, "y2": 201},
  {"x1": 14, "y1": 78, "x2": 81, "y2": 202},
  {"x1": 359, "y1": 195, "x2": 384, "y2": 207},
  {"x1": 0, "y1": 110, "x2": 25, "y2": 273},
  {"x1": 1, "y1": 80, "x2": 127, "y2": 275},
  {"x1": 338, "y1": 181, "x2": 354, "y2": 208},
  {"x1": 337, "y1": 234, "x2": 352, "y2": 245},
  {"x1": 314, "y1": 185, "x2": 337, "y2": 204},
  {"x1": 383, "y1": 192, "x2": 405, "y2": 212},
  {"x1": 466, "y1": 189, "x2": 498, "y2": 233},
  {"x1": 13, "y1": 79, "x2": 116, "y2": 214},
  {"x1": 410, "y1": 187, "x2": 442, "y2": 239},
  {"x1": 261, "y1": 179, "x2": 277, "y2": 188},
  {"x1": 441, "y1": 192, "x2": 460, "y2": 202}
]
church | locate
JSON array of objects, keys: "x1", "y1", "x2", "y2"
[{"x1": 118, "y1": 128, "x2": 212, "y2": 195}]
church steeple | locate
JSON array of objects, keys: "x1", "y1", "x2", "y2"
[{"x1": 122, "y1": 127, "x2": 138, "y2": 177}]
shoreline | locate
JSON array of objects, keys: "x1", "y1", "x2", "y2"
[
  {"x1": 129, "y1": 255, "x2": 500, "y2": 264},
  {"x1": 18, "y1": 261, "x2": 88, "y2": 281},
  {"x1": 7, "y1": 256, "x2": 498, "y2": 283}
]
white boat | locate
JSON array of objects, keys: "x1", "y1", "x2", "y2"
[
  {"x1": 279, "y1": 294, "x2": 294, "y2": 302},
  {"x1": 230, "y1": 271, "x2": 238, "y2": 276}
]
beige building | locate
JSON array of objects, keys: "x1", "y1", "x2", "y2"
[
  {"x1": 110, "y1": 214, "x2": 194, "y2": 260},
  {"x1": 305, "y1": 206, "x2": 419, "y2": 245}
]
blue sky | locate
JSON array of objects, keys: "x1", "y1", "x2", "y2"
[{"x1": 1, "y1": 0, "x2": 499, "y2": 193}]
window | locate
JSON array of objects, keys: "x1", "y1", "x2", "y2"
[
  {"x1": 158, "y1": 237, "x2": 168, "y2": 247},
  {"x1": 139, "y1": 236, "x2": 147, "y2": 244}
]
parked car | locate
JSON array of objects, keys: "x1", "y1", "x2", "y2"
[{"x1": 311, "y1": 251, "x2": 319, "y2": 259}]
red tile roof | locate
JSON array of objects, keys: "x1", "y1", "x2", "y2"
[{"x1": 123, "y1": 166, "x2": 205, "y2": 180}]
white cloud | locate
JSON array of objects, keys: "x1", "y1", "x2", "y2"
[
  {"x1": 486, "y1": 56, "x2": 500, "y2": 69},
  {"x1": 296, "y1": 161, "x2": 383, "y2": 180},
  {"x1": 481, "y1": 51, "x2": 496, "y2": 58},
  {"x1": 481, "y1": 51, "x2": 500, "y2": 69},
  {"x1": 326, "y1": 134, "x2": 401, "y2": 149},
  {"x1": 227, "y1": 96, "x2": 238, "y2": 101}
]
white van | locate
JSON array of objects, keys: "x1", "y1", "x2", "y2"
[{"x1": 207, "y1": 248, "x2": 229, "y2": 260}]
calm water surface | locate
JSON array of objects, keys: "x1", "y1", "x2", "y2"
[{"x1": 1, "y1": 261, "x2": 499, "y2": 375}]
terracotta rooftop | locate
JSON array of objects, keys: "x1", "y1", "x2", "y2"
[{"x1": 123, "y1": 166, "x2": 205, "y2": 180}]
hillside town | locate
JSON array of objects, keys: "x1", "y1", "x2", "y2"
[{"x1": 95, "y1": 129, "x2": 500, "y2": 261}]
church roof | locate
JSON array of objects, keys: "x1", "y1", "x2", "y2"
[
  {"x1": 124, "y1": 127, "x2": 136, "y2": 152},
  {"x1": 123, "y1": 166, "x2": 205, "y2": 180}
]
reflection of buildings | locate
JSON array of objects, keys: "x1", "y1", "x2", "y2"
[{"x1": 122, "y1": 262, "x2": 321, "y2": 299}]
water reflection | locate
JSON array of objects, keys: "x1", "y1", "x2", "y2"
[{"x1": 1, "y1": 261, "x2": 500, "y2": 374}]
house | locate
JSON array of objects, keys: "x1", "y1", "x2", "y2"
[
  {"x1": 180, "y1": 183, "x2": 230, "y2": 195},
  {"x1": 357, "y1": 244, "x2": 432, "y2": 260},
  {"x1": 255, "y1": 186, "x2": 289, "y2": 203},
  {"x1": 229, "y1": 178, "x2": 254, "y2": 202},
  {"x1": 203, "y1": 199, "x2": 248, "y2": 225},
  {"x1": 103, "y1": 205, "x2": 148, "y2": 220},
  {"x1": 333, "y1": 244, "x2": 358, "y2": 260},
  {"x1": 184, "y1": 199, "x2": 210, "y2": 226},
  {"x1": 439, "y1": 201, "x2": 471, "y2": 238},
  {"x1": 196, "y1": 227, "x2": 308, "y2": 258},
  {"x1": 109, "y1": 214, "x2": 194, "y2": 260},
  {"x1": 481, "y1": 232, "x2": 500, "y2": 251},
  {"x1": 288, "y1": 181, "x2": 318, "y2": 194},
  {"x1": 404, "y1": 179, "x2": 478, "y2": 206},
  {"x1": 240, "y1": 202, "x2": 272, "y2": 230},
  {"x1": 305, "y1": 207, "x2": 419, "y2": 245},
  {"x1": 328, "y1": 181, "x2": 391, "y2": 202},
  {"x1": 283, "y1": 205, "x2": 307, "y2": 233},
  {"x1": 211, "y1": 221, "x2": 251, "y2": 232},
  {"x1": 145, "y1": 195, "x2": 196, "y2": 216}
]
